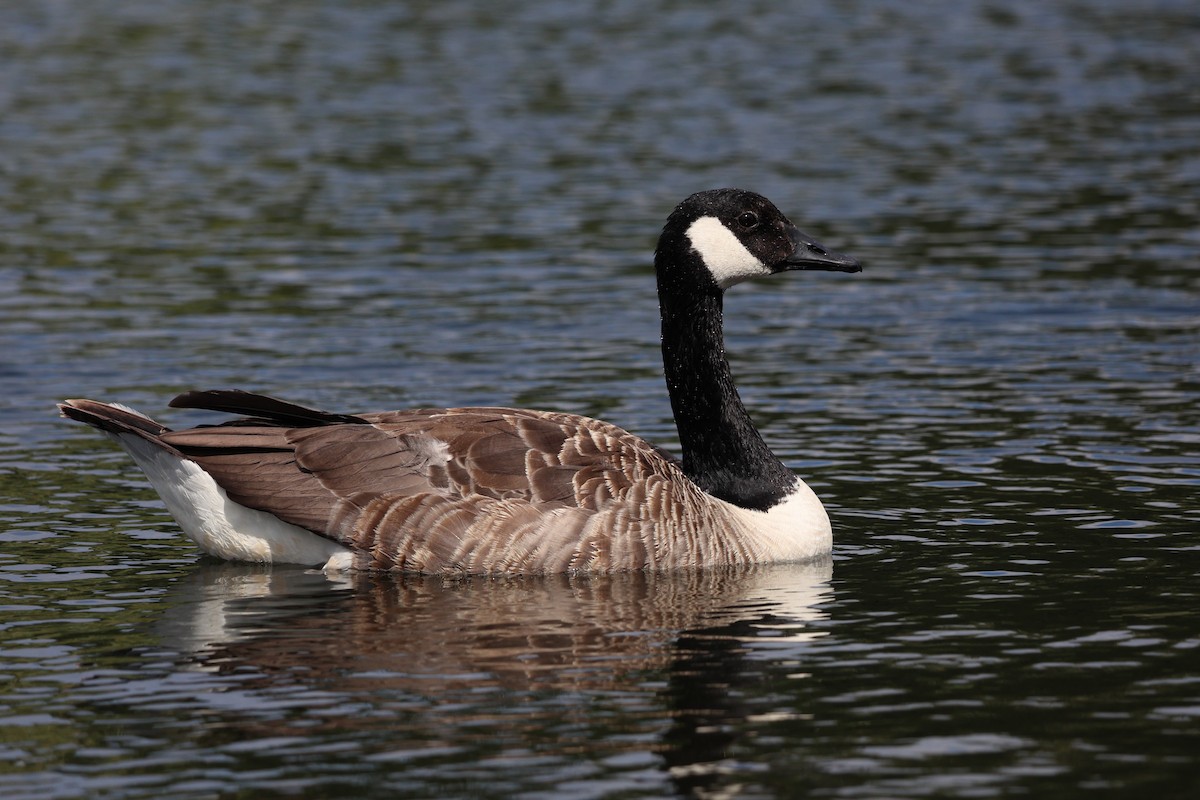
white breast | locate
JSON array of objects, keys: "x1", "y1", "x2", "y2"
[{"x1": 723, "y1": 480, "x2": 833, "y2": 563}]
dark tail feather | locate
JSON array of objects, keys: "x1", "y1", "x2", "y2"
[
  {"x1": 169, "y1": 389, "x2": 369, "y2": 427},
  {"x1": 58, "y1": 398, "x2": 183, "y2": 455},
  {"x1": 59, "y1": 399, "x2": 168, "y2": 435}
]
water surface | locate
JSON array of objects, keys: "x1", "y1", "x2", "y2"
[{"x1": 2, "y1": 1, "x2": 1198, "y2": 797}]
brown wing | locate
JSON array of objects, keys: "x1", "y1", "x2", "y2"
[{"x1": 161, "y1": 395, "x2": 692, "y2": 573}]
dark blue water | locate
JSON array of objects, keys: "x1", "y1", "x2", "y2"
[{"x1": 2, "y1": 1, "x2": 1198, "y2": 797}]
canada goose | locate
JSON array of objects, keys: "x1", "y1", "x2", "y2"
[{"x1": 60, "y1": 189, "x2": 860, "y2": 574}]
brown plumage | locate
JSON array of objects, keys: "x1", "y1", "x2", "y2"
[{"x1": 62, "y1": 392, "x2": 746, "y2": 573}]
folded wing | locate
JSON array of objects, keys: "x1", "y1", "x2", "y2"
[{"x1": 162, "y1": 392, "x2": 693, "y2": 573}]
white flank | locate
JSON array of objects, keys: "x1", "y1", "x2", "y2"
[
  {"x1": 110, "y1": 433, "x2": 352, "y2": 569},
  {"x1": 685, "y1": 215, "x2": 769, "y2": 289}
]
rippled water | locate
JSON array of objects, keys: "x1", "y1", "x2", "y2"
[{"x1": 2, "y1": 0, "x2": 1198, "y2": 797}]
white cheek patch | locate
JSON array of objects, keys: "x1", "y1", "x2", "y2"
[{"x1": 685, "y1": 216, "x2": 768, "y2": 289}]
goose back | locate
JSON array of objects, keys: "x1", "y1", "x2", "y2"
[{"x1": 158, "y1": 395, "x2": 752, "y2": 573}]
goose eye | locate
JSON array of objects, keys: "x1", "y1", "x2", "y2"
[{"x1": 736, "y1": 212, "x2": 760, "y2": 230}]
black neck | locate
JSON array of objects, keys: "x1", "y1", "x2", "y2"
[{"x1": 657, "y1": 269, "x2": 796, "y2": 511}]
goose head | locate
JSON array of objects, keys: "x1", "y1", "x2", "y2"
[{"x1": 656, "y1": 188, "x2": 861, "y2": 292}]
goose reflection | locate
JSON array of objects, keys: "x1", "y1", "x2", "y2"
[{"x1": 154, "y1": 559, "x2": 833, "y2": 793}]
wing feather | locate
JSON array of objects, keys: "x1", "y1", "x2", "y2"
[{"x1": 158, "y1": 399, "x2": 694, "y2": 573}]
